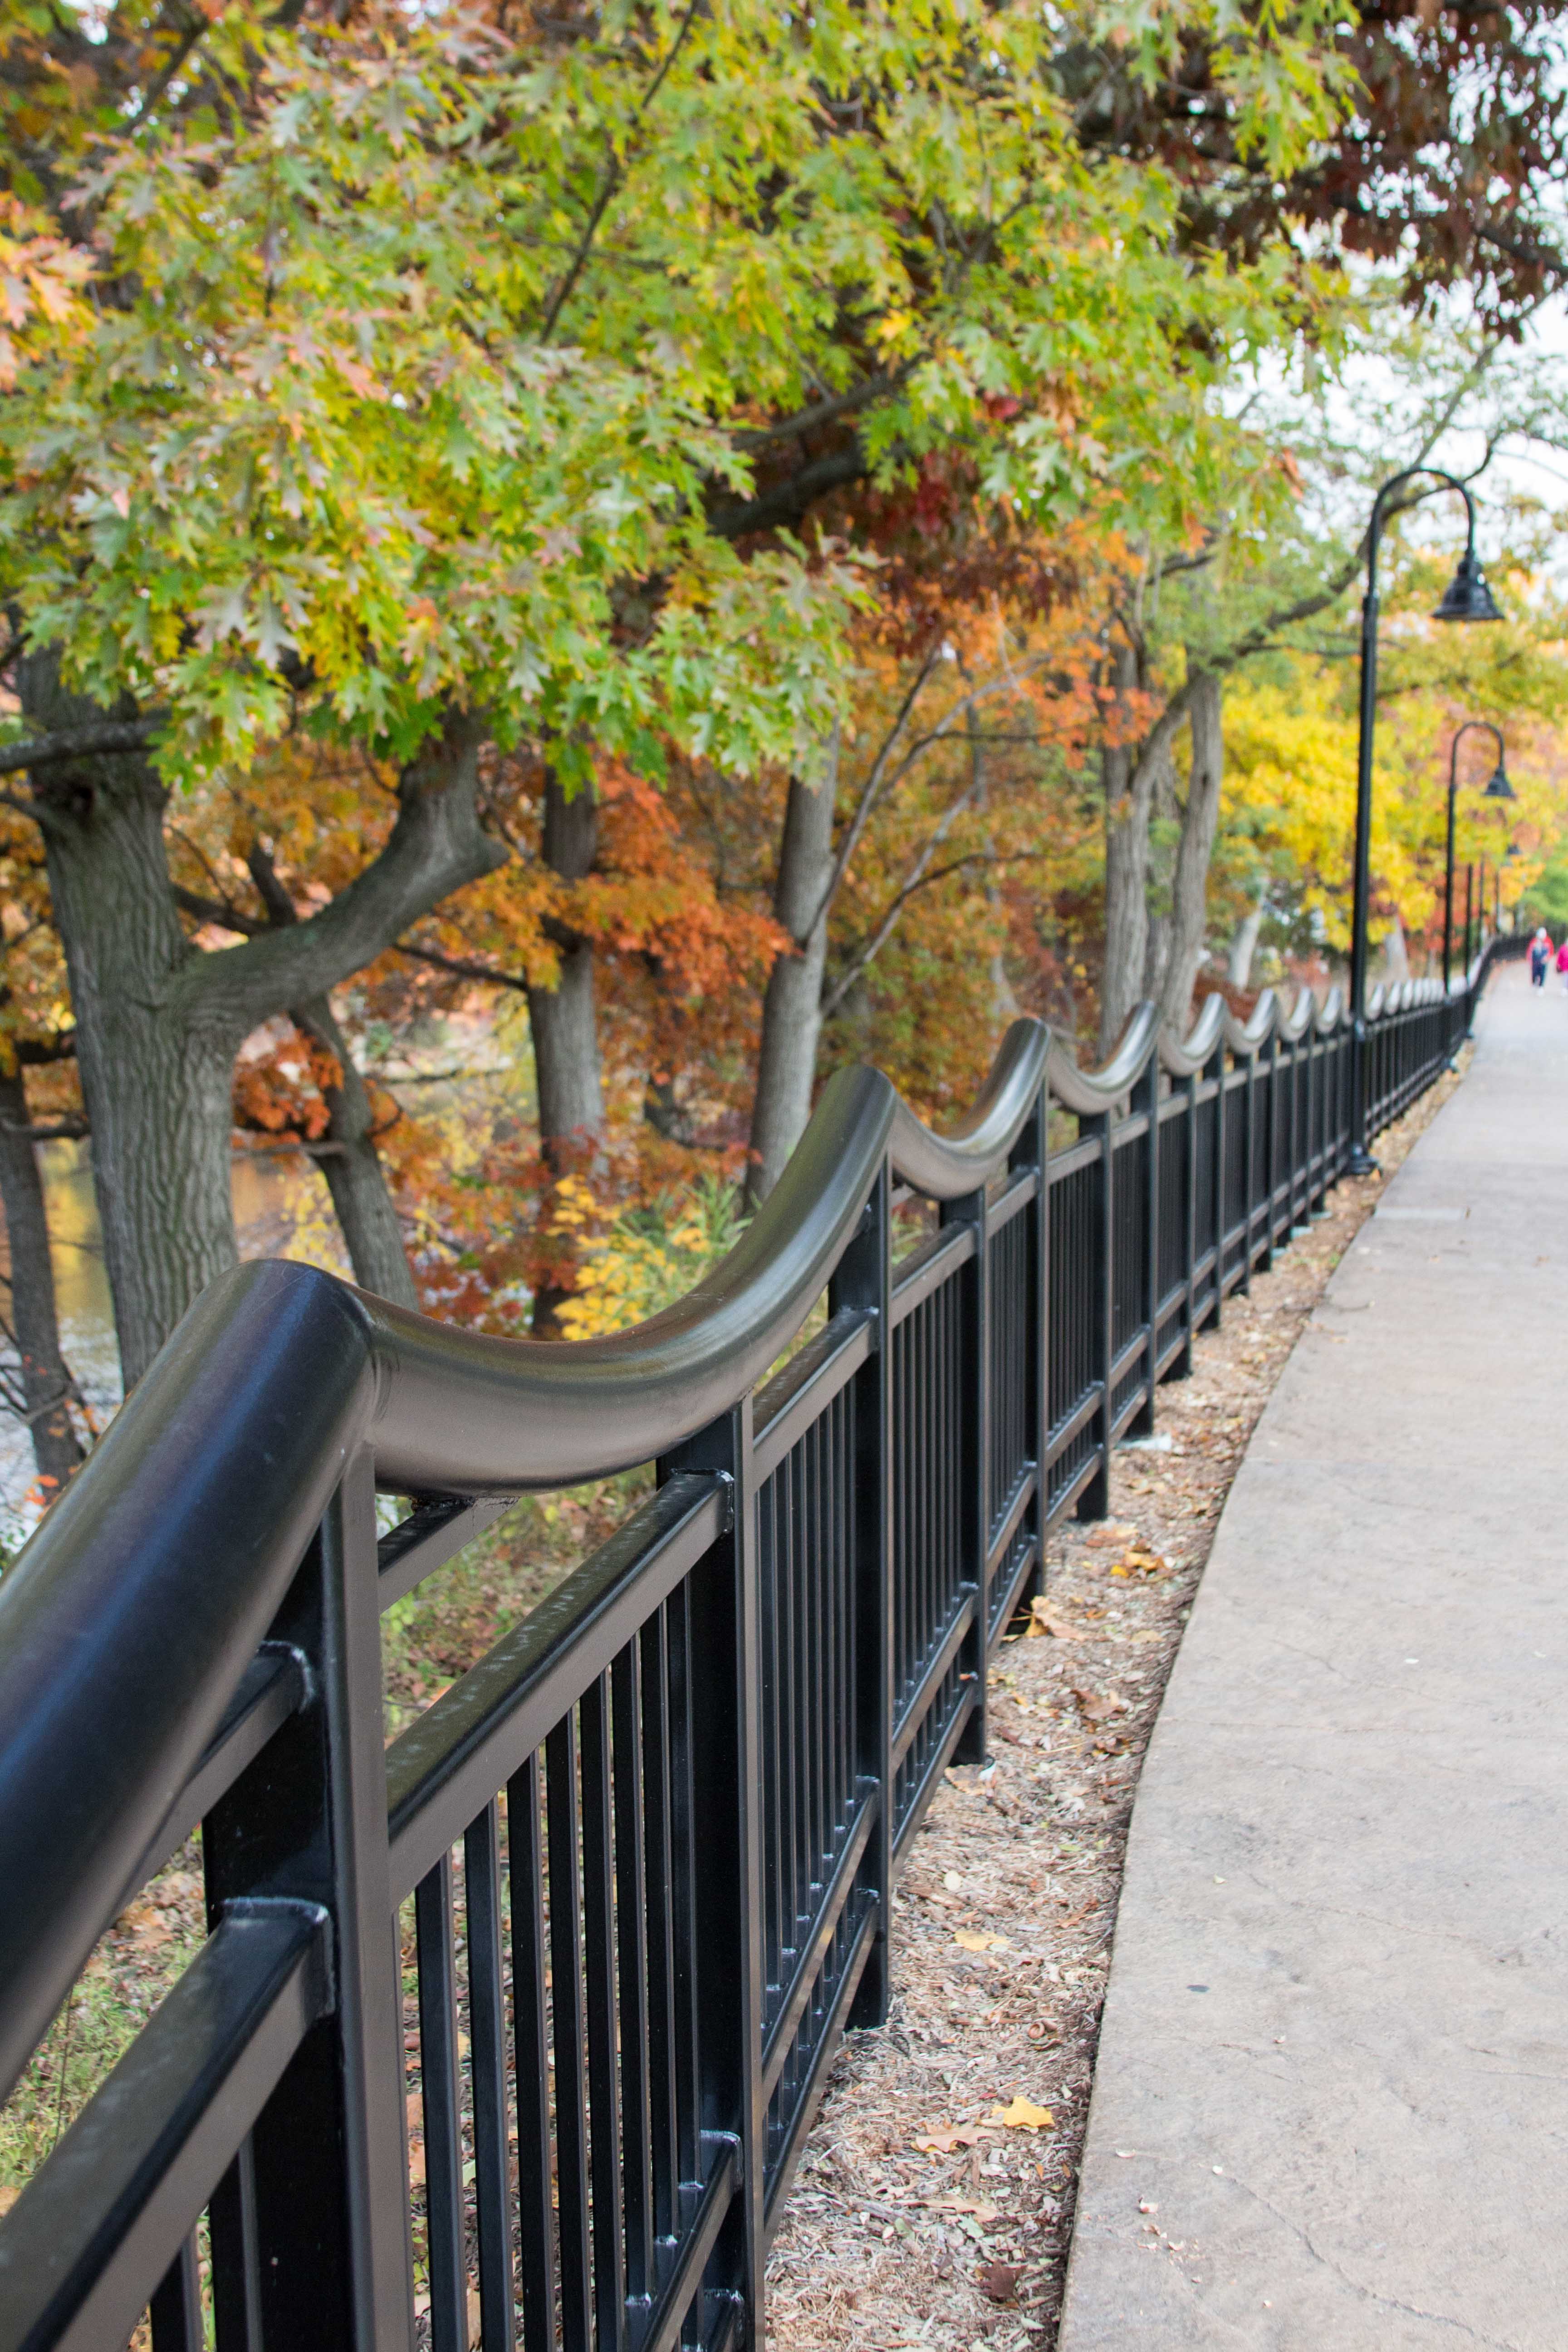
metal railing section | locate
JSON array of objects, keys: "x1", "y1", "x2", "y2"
[{"x1": 0, "y1": 944, "x2": 1508, "y2": 2352}]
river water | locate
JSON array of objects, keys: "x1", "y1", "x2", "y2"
[{"x1": 0, "y1": 1140, "x2": 346, "y2": 1545}]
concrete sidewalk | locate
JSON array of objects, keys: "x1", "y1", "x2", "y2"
[{"x1": 1058, "y1": 961, "x2": 1568, "y2": 2351}]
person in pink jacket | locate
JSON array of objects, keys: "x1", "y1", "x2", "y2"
[{"x1": 1556, "y1": 938, "x2": 1568, "y2": 994}]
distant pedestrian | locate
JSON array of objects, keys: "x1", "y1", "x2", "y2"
[
  {"x1": 1556, "y1": 939, "x2": 1568, "y2": 995},
  {"x1": 1531, "y1": 927, "x2": 1552, "y2": 987}
]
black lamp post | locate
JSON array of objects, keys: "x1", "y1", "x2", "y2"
[
  {"x1": 1463, "y1": 862, "x2": 1474, "y2": 970},
  {"x1": 1348, "y1": 470, "x2": 1502, "y2": 1172},
  {"x1": 1442, "y1": 721, "x2": 1513, "y2": 992}
]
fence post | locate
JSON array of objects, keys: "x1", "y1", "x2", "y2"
[
  {"x1": 833, "y1": 1170, "x2": 894, "y2": 2030},
  {"x1": 1239, "y1": 1045, "x2": 1256, "y2": 1295},
  {"x1": 947, "y1": 1172, "x2": 991, "y2": 1764},
  {"x1": 1209, "y1": 1036, "x2": 1227, "y2": 1328},
  {"x1": 1015, "y1": 1082, "x2": 1050, "y2": 1617},
  {"x1": 1076, "y1": 1109, "x2": 1113, "y2": 1522},
  {"x1": 201, "y1": 1449, "x2": 414, "y2": 2352},
  {"x1": 1177, "y1": 1063, "x2": 1198, "y2": 1376},
  {"x1": 1131, "y1": 1046, "x2": 1159, "y2": 1436},
  {"x1": 662, "y1": 1401, "x2": 765, "y2": 2343},
  {"x1": 1259, "y1": 1032, "x2": 1278, "y2": 1271}
]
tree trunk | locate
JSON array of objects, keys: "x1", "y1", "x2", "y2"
[
  {"x1": 1228, "y1": 896, "x2": 1266, "y2": 989},
  {"x1": 528, "y1": 770, "x2": 605, "y2": 1337},
  {"x1": 21, "y1": 676, "x2": 240, "y2": 1389},
  {"x1": 17, "y1": 654, "x2": 502, "y2": 1385},
  {"x1": 0, "y1": 1067, "x2": 84, "y2": 1488},
  {"x1": 1098, "y1": 735, "x2": 1148, "y2": 1059},
  {"x1": 291, "y1": 998, "x2": 419, "y2": 1308},
  {"x1": 747, "y1": 738, "x2": 839, "y2": 1207},
  {"x1": 1158, "y1": 669, "x2": 1225, "y2": 1034}
]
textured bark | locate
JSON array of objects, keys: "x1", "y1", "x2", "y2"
[
  {"x1": 291, "y1": 999, "x2": 419, "y2": 1309},
  {"x1": 747, "y1": 740, "x2": 839, "y2": 1208},
  {"x1": 17, "y1": 653, "x2": 501, "y2": 1385},
  {"x1": 241, "y1": 843, "x2": 419, "y2": 1311},
  {"x1": 0, "y1": 1067, "x2": 84, "y2": 1485},
  {"x1": 1159, "y1": 669, "x2": 1226, "y2": 1033},
  {"x1": 527, "y1": 771, "x2": 605, "y2": 1338},
  {"x1": 1228, "y1": 897, "x2": 1266, "y2": 989},
  {"x1": 1098, "y1": 733, "x2": 1151, "y2": 1059},
  {"x1": 527, "y1": 772, "x2": 604, "y2": 1156}
]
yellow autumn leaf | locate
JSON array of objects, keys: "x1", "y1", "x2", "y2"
[
  {"x1": 954, "y1": 1929, "x2": 1009, "y2": 1953},
  {"x1": 992, "y1": 2096, "x2": 1054, "y2": 2131}
]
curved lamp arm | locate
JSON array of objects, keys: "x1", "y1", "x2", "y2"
[{"x1": 1444, "y1": 720, "x2": 1507, "y2": 993}]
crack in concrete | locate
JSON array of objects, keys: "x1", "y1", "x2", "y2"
[{"x1": 1219, "y1": 2171, "x2": 1528, "y2": 2348}]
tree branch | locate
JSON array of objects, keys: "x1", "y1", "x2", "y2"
[
  {"x1": 731, "y1": 369, "x2": 911, "y2": 451},
  {"x1": 395, "y1": 939, "x2": 531, "y2": 994},
  {"x1": 0, "y1": 719, "x2": 163, "y2": 777},
  {"x1": 172, "y1": 883, "x2": 266, "y2": 937},
  {"x1": 175, "y1": 712, "x2": 508, "y2": 1035},
  {"x1": 820, "y1": 770, "x2": 988, "y2": 1016},
  {"x1": 539, "y1": 0, "x2": 702, "y2": 342},
  {"x1": 707, "y1": 442, "x2": 871, "y2": 541}
]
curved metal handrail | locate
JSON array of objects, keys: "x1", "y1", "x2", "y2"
[
  {"x1": 1046, "y1": 1002, "x2": 1160, "y2": 1115},
  {"x1": 1223, "y1": 985, "x2": 1281, "y2": 1057},
  {"x1": 887, "y1": 1017, "x2": 1049, "y2": 1197},
  {"x1": 1157, "y1": 990, "x2": 1226, "y2": 1076}
]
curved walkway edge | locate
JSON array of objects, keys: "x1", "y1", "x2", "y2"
[{"x1": 1057, "y1": 960, "x2": 1568, "y2": 2351}]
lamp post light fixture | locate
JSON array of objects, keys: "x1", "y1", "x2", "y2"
[
  {"x1": 1348, "y1": 470, "x2": 1503, "y2": 1173},
  {"x1": 1443, "y1": 720, "x2": 1514, "y2": 992}
]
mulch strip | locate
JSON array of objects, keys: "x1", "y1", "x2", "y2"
[{"x1": 765, "y1": 1059, "x2": 1469, "y2": 2352}]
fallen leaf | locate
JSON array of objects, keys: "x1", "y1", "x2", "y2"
[
  {"x1": 466, "y1": 2288, "x2": 481, "y2": 2347},
  {"x1": 921, "y1": 2196, "x2": 999, "y2": 2223},
  {"x1": 407, "y1": 2144, "x2": 426, "y2": 2187},
  {"x1": 980, "y1": 2260, "x2": 1024, "y2": 2304},
  {"x1": 1029, "y1": 1597, "x2": 1095, "y2": 1641},
  {"x1": 941, "y1": 1871, "x2": 964, "y2": 1892},
  {"x1": 913, "y1": 2124, "x2": 986, "y2": 2152},
  {"x1": 954, "y1": 1930, "x2": 1010, "y2": 1953},
  {"x1": 991, "y1": 2096, "x2": 1054, "y2": 2130},
  {"x1": 1073, "y1": 1686, "x2": 1127, "y2": 1723},
  {"x1": 1084, "y1": 1521, "x2": 1137, "y2": 1547},
  {"x1": 0, "y1": 2185, "x2": 19, "y2": 2218}
]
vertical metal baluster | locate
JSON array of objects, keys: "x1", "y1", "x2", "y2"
[
  {"x1": 545, "y1": 1716, "x2": 592, "y2": 2352},
  {"x1": 758, "y1": 1476, "x2": 779, "y2": 2008},
  {"x1": 1076, "y1": 1112, "x2": 1112, "y2": 1521},
  {"x1": 1132, "y1": 1048, "x2": 1159, "y2": 1434},
  {"x1": 1179, "y1": 1068, "x2": 1198, "y2": 1373},
  {"x1": 637, "y1": 1612, "x2": 680, "y2": 2246},
  {"x1": 211, "y1": 2141, "x2": 263, "y2": 2351},
  {"x1": 948, "y1": 1174, "x2": 989, "y2": 1760},
  {"x1": 149, "y1": 2230, "x2": 202, "y2": 2352},
  {"x1": 505, "y1": 1755, "x2": 555, "y2": 2352},
  {"x1": 416, "y1": 1853, "x2": 468, "y2": 2352},
  {"x1": 1240, "y1": 1047, "x2": 1256, "y2": 1294},
  {"x1": 819, "y1": 1400, "x2": 834, "y2": 1875},
  {"x1": 611, "y1": 1646, "x2": 653, "y2": 2314},
  {"x1": 833, "y1": 1166, "x2": 889, "y2": 2019},
  {"x1": 891, "y1": 1321, "x2": 904, "y2": 1718},
  {"x1": 660, "y1": 1399, "x2": 765, "y2": 2343},
  {"x1": 800, "y1": 1419, "x2": 818, "y2": 1922},
  {"x1": 780, "y1": 1439, "x2": 804, "y2": 1975},
  {"x1": 579, "y1": 1676, "x2": 626, "y2": 2347},
  {"x1": 663, "y1": 1582, "x2": 701, "y2": 2191},
  {"x1": 464, "y1": 1801, "x2": 516, "y2": 2352}
]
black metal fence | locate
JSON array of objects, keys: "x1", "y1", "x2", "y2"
[{"x1": 0, "y1": 956, "x2": 1500, "y2": 2352}]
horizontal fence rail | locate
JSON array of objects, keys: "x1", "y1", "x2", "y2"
[{"x1": 0, "y1": 945, "x2": 1511, "y2": 2352}]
